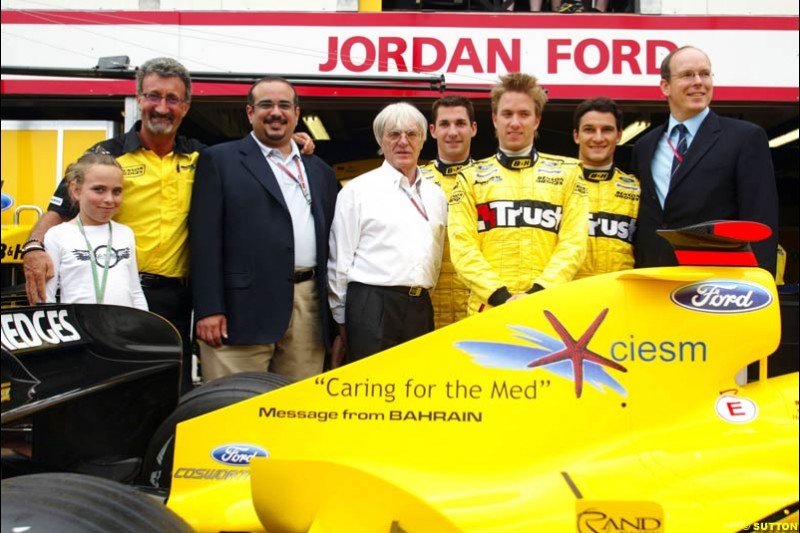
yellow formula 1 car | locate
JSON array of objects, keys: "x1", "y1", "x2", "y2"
[
  {"x1": 2, "y1": 221, "x2": 797, "y2": 532},
  {"x1": 164, "y1": 221, "x2": 797, "y2": 532},
  {"x1": 1, "y1": 206, "x2": 39, "y2": 296}
]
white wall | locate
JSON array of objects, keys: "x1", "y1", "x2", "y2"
[{"x1": 638, "y1": 0, "x2": 799, "y2": 16}]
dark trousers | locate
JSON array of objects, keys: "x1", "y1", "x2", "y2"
[
  {"x1": 142, "y1": 280, "x2": 193, "y2": 394},
  {"x1": 345, "y1": 282, "x2": 434, "y2": 362}
]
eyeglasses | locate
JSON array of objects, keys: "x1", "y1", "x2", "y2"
[
  {"x1": 385, "y1": 130, "x2": 421, "y2": 142},
  {"x1": 672, "y1": 70, "x2": 713, "y2": 82},
  {"x1": 141, "y1": 92, "x2": 184, "y2": 106},
  {"x1": 253, "y1": 100, "x2": 294, "y2": 111}
]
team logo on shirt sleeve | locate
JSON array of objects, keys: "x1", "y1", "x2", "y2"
[{"x1": 449, "y1": 180, "x2": 465, "y2": 205}]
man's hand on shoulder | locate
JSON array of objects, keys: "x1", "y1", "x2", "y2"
[{"x1": 293, "y1": 132, "x2": 315, "y2": 155}]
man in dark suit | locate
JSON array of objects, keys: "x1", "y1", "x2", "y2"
[
  {"x1": 631, "y1": 45, "x2": 779, "y2": 275},
  {"x1": 190, "y1": 76, "x2": 339, "y2": 382}
]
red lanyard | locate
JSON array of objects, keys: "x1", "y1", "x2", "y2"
[
  {"x1": 401, "y1": 185, "x2": 429, "y2": 221},
  {"x1": 269, "y1": 153, "x2": 311, "y2": 205}
]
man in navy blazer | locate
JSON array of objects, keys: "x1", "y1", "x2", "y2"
[
  {"x1": 190, "y1": 76, "x2": 339, "y2": 382},
  {"x1": 631, "y1": 45, "x2": 779, "y2": 275}
]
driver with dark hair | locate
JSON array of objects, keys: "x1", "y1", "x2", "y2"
[
  {"x1": 571, "y1": 96, "x2": 639, "y2": 278},
  {"x1": 420, "y1": 95, "x2": 478, "y2": 328}
]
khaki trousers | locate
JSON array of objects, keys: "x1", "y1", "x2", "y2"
[{"x1": 199, "y1": 278, "x2": 325, "y2": 382}]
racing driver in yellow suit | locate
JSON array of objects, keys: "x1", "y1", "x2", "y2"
[
  {"x1": 420, "y1": 96, "x2": 478, "y2": 328},
  {"x1": 448, "y1": 73, "x2": 588, "y2": 315},
  {"x1": 571, "y1": 97, "x2": 639, "y2": 279}
]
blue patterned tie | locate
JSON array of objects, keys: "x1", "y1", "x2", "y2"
[{"x1": 670, "y1": 124, "x2": 688, "y2": 176}]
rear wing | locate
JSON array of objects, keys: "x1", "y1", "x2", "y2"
[
  {"x1": 1, "y1": 304, "x2": 182, "y2": 424},
  {"x1": 657, "y1": 220, "x2": 771, "y2": 268}
]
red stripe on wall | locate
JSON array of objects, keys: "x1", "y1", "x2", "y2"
[{"x1": 1, "y1": 10, "x2": 798, "y2": 31}]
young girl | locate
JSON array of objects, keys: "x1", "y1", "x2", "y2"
[{"x1": 44, "y1": 152, "x2": 148, "y2": 310}]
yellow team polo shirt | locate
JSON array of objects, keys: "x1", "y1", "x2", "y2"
[{"x1": 48, "y1": 121, "x2": 205, "y2": 278}]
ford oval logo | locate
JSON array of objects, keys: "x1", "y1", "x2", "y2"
[
  {"x1": 670, "y1": 279, "x2": 773, "y2": 314},
  {"x1": 210, "y1": 443, "x2": 268, "y2": 466},
  {"x1": 1, "y1": 192, "x2": 14, "y2": 212}
]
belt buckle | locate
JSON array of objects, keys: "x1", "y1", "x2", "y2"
[{"x1": 408, "y1": 286, "x2": 422, "y2": 297}]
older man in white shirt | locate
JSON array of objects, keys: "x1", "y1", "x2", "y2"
[{"x1": 328, "y1": 102, "x2": 447, "y2": 364}]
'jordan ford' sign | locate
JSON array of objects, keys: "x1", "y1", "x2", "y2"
[{"x1": 670, "y1": 280, "x2": 773, "y2": 314}]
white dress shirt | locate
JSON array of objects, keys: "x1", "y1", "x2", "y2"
[
  {"x1": 252, "y1": 133, "x2": 317, "y2": 269},
  {"x1": 327, "y1": 160, "x2": 447, "y2": 324}
]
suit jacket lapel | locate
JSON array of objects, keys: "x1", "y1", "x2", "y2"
[
  {"x1": 239, "y1": 135, "x2": 289, "y2": 212},
  {"x1": 636, "y1": 124, "x2": 665, "y2": 213},
  {"x1": 669, "y1": 110, "x2": 721, "y2": 190},
  {"x1": 641, "y1": 124, "x2": 666, "y2": 184},
  {"x1": 302, "y1": 155, "x2": 326, "y2": 240}
]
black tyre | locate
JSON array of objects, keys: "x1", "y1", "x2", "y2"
[
  {"x1": 0, "y1": 473, "x2": 192, "y2": 533},
  {"x1": 139, "y1": 371, "x2": 293, "y2": 489}
]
